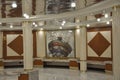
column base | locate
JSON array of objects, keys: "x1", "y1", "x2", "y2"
[
  {"x1": 69, "y1": 60, "x2": 79, "y2": 70},
  {"x1": 33, "y1": 59, "x2": 43, "y2": 68}
]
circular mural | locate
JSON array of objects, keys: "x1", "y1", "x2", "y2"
[{"x1": 48, "y1": 37, "x2": 72, "y2": 57}]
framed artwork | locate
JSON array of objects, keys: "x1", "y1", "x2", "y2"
[{"x1": 46, "y1": 30, "x2": 75, "y2": 58}]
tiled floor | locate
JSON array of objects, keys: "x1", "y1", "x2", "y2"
[{"x1": 0, "y1": 68, "x2": 113, "y2": 80}]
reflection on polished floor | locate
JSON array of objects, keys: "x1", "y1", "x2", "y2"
[{"x1": 0, "y1": 68, "x2": 113, "y2": 80}]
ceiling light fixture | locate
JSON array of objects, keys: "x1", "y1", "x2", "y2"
[
  {"x1": 87, "y1": 24, "x2": 90, "y2": 27},
  {"x1": 71, "y1": 2, "x2": 76, "y2": 8},
  {"x1": 11, "y1": 2, "x2": 17, "y2": 8},
  {"x1": 59, "y1": 27, "x2": 62, "y2": 29},
  {"x1": 106, "y1": 21, "x2": 110, "y2": 24},
  {"x1": 61, "y1": 20, "x2": 66, "y2": 26},
  {"x1": 104, "y1": 13, "x2": 109, "y2": 18},
  {"x1": 10, "y1": 25, "x2": 13, "y2": 28},
  {"x1": 97, "y1": 18, "x2": 101, "y2": 22},
  {"x1": 23, "y1": 13, "x2": 29, "y2": 19},
  {"x1": 32, "y1": 22, "x2": 36, "y2": 25},
  {"x1": 35, "y1": 24, "x2": 38, "y2": 27}
]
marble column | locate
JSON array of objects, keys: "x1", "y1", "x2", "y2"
[
  {"x1": 112, "y1": 6, "x2": 120, "y2": 80},
  {"x1": 22, "y1": 21, "x2": 33, "y2": 70},
  {"x1": 79, "y1": 27, "x2": 87, "y2": 72},
  {"x1": 76, "y1": 0, "x2": 87, "y2": 72}
]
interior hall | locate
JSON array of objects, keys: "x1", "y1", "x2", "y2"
[{"x1": 0, "y1": 0, "x2": 120, "y2": 80}]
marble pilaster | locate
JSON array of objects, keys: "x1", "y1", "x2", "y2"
[
  {"x1": 112, "y1": 6, "x2": 120, "y2": 80},
  {"x1": 22, "y1": 22, "x2": 33, "y2": 70}
]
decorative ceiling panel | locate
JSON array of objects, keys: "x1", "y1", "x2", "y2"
[{"x1": 88, "y1": 32, "x2": 110, "y2": 56}]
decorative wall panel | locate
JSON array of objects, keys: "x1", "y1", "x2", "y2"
[
  {"x1": 3, "y1": 31, "x2": 37, "y2": 59},
  {"x1": 87, "y1": 27, "x2": 112, "y2": 61},
  {"x1": 7, "y1": 34, "x2": 23, "y2": 56},
  {"x1": 46, "y1": 30, "x2": 75, "y2": 58},
  {"x1": 3, "y1": 31, "x2": 23, "y2": 59}
]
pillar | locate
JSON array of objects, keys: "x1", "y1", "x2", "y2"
[
  {"x1": 75, "y1": 0, "x2": 87, "y2": 72},
  {"x1": 22, "y1": 21, "x2": 33, "y2": 70},
  {"x1": 112, "y1": 6, "x2": 120, "y2": 80},
  {"x1": 79, "y1": 27, "x2": 87, "y2": 72}
]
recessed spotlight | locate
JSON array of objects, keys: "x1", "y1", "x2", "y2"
[
  {"x1": 59, "y1": 27, "x2": 62, "y2": 29},
  {"x1": 61, "y1": 20, "x2": 66, "y2": 26},
  {"x1": 106, "y1": 21, "x2": 110, "y2": 24},
  {"x1": 10, "y1": 25, "x2": 13, "y2": 28},
  {"x1": 71, "y1": 2, "x2": 76, "y2": 8},
  {"x1": 35, "y1": 24, "x2": 38, "y2": 27},
  {"x1": 23, "y1": 13, "x2": 29, "y2": 19},
  {"x1": 104, "y1": 13, "x2": 108, "y2": 18},
  {"x1": 97, "y1": 18, "x2": 101, "y2": 22},
  {"x1": 87, "y1": 24, "x2": 90, "y2": 27},
  {"x1": 12, "y1": 2, "x2": 17, "y2": 8},
  {"x1": 32, "y1": 22, "x2": 36, "y2": 25}
]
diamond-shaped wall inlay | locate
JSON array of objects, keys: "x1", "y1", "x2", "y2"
[
  {"x1": 88, "y1": 32, "x2": 110, "y2": 56},
  {"x1": 8, "y1": 35, "x2": 23, "y2": 55}
]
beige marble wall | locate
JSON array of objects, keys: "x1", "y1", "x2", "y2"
[
  {"x1": 112, "y1": 6, "x2": 120, "y2": 80},
  {"x1": 75, "y1": 29, "x2": 81, "y2": 58},
  {"x1": 36, "y1": 31, "x2": 46, "y2": 58},
  {"x1": 23, "y1": 22, "x2": 33, "y2": 70},
  {"x1": 0, "y1": 32, "x2": 3, "y2": 58}
]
